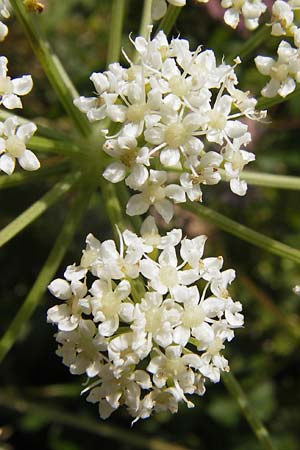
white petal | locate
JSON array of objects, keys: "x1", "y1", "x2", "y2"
[
  {"x1": 103, "y1": 162, "x2": 126, "y2": 183},
  {"x1": 126, "y1": 194, "x2": 149, "y2": 216},
  {"x1": 2, "y1": 94, "x2": 22, "y2": 109},
  {"x1": 48, "y1": 279, "x2": 72, "y2": 300},
  {"x1": 12, "y1": 75, "x2": 33, "y2": 95},
  {"x1": 18, "y1": 149, "x2": 40, "y2": 171},
  {"x1": 0, "y1": 153, "x2": 15, "y2": 175},
  {"x1": 16, "y1": 122, "x2": 37, "y2": 141}
]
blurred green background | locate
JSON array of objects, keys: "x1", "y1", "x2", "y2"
[{"x1": 1, "y1": 1, "x2": 300, "y2": 449}]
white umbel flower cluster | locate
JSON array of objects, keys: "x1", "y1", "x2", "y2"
[
  {"x1": 255, "y1": 0, "x2": 300, "y2": 97},
  {"x1": 75, "y1": 31, "x2": 265, "y2": 223},
  {"x1": 47, "y1": 218, "x2": 243, "y2": 422},
  {"x1": 0, "y1": 0, "x2": 9, "y2": 41}
]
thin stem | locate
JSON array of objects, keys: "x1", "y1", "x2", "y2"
[
  {"x1": 185, "y1": 203, "x2": 300, "y2": 265},
  {"x1": 240, "y1": 273, "x2": 300, "y2": 340},
  {"x1": 28, "y1": 135, "x2": 86, "y2": 157},
  {"x1": 0, "y1": 172, "x2": 81, "y2": 248},
  {"x1": 257, "y1": 86, "x2": 300, "y2": 110},
  {"x1": 229, "y1": 25, "x2": 269, "y2": 61},
  {"x1": 0, "y1": 393, "x2": 190, "y2": 450},
  {"x1": 107, "y1": 0, "x2": 126, "y2": 66},
  {"x1": 222, "y1": 372, "x2": 276, "y2": 450},
  {"x1": 100, "y1": 180, "x2": 126, "y2": 238},
  {"x1": 0, "y1": 161, "x2": 68, "y2": 190},
  {"x1": 9, "y1": 0, "x2": 91, "y2": 138},
  {"x1": 138, "y1": 0, "x2": 153, "y2": 39},
  {"x1": 156, "y1": 5, "x2": 181, "y2": 36},
  {"x1": 227, "y1": 170, "x2": 300, "y2": 190},
  {"x1": 0, "y1": 181, "x2": 95, "y2": 363}
]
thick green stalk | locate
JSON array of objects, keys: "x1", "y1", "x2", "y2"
[
  {"x1": 100, "y1": 180, "x2": 126, "y2": 237},
  {"x1": 9, "y1": 0, "x2": 91, "y2": 138},
  {"x1": 185, "y1": 203, "x2": 300, "y2": 264},
  {"x1": 156, "y1": 5, "x2": 181, "y2": 35},
  {"x1": 0, "y1": 181, "x2": 95, "y2": 363},
  {"x1": 28, "y1": 135, "x2": 85, "y2": 157},
  {"x1": 0, "y1": 172, "x2": 81, "y2": 248},
  {"x1": 107, "y1": 0, "x2": 126, "y2": 65},
  {"x1": 229, "y1": 25, "x2": 269, "y2": 61},
  {"x1": 138, "y1": 0, "x2": 153, "y2": 39},
  {"x1": 229, "y1": 170, "x2": 300, "y2": 190},
  {"x1": 222, "y1": 372, "x2": 276, "y2": 450},
  {"x1": 0, "y1": 393, "x2": 189, "y2": 450},
  {"x1": 0, "y1": 161, "x2": 68, "y2": 190},
  {"x1": 257, "y1": 86, "x2": 300, "y2": 110}
]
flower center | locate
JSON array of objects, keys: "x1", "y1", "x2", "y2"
[
  {"x1": 0, "y1": 77, "x2": 13, "y2": 95},
  {"x1": 164, "y1": 123, "x2": 187, "y2": 148},
  {"x1": 120, "y1": 147, "x2": 138, "y2": 167},
  {"x1": 6, "y1": 136, "x2": 26, "y2": 158},
  {"x1": 126, "y1": 103, "x2": 147, "y2": 122},
  {"x1": 182, "y1": 306, "x2": 205, "y2": 328},
  {"x1": 102, "y1": 293, "x2": 121, "y2": 317},
  {"x1": 208, "y1": 110, "x2": 227, "y2": 131},
  {"x1": 207, "y1": 337, "x2": 224, "y2": 355},
  {"x1": 159, "y1": 265, "x2": 178, "y2": 288},
  {"x1": 168, "y1": 75, "x2": 188, "y2": 97},
  {"x1": 270, "y1": 63, "x2": 289, "y2": 81}
]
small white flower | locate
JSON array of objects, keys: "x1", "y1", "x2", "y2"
[
  {"x1": 0, "y1": 116, "x2": 39, "y2": 175},
  {"x1": 48, "y1": 224, "x2": 243, "y2": 421},
  {"x1": 255, "y1": 41, "x2": 300, "y2": 98},
  {"x1": 221, "y1": 0, "x2": 267, "y2": 30},
  {"x1": 0, "y1": 57, "x2": 33, "y2": 109}
]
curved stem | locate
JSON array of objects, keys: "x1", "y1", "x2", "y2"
[
  {"x1": 0, "y1": 172, "x2": 81, "y2": 248},
  {"x1": 0, "y1": 392, "x2": 189, "y2": 450},
  {"x1": 0, "y1": 161, "x2": 69, "y2": 190},
  {"x1": 28, "y1": 135, "x2": 86, "y2": 157},
  {"x1": 156, "y1": 5, "x2": 182, "y2": 36},
  {"x1": 257, "y1": 86, "x2": 300, "y2": 110},
  {"x1": 138, "y1": 0, "x2": 153, "y2": 39},
  {"x1": 232, "y1": 170, "x2": 300, "y2": 190},
  {"x1": 9, "y1": 0, "x2": 91, "y2": 138},
  {"x1": 184, "y1": 203, "x2": 300, "y2": 265},
  {"x1": 107, "y1": 0, "x2": 126, "y2": 66},
  {"x1": 229, "y1": 25, "x2": 269, "y2": 62},
  {"x1": 0, "y1": 181, "x2": 95, "y2": 364},
  {"x1": 222, "y1": 372, "x2": 276, "y2": 450}
]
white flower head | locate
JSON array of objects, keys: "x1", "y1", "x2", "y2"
[
  {"x1": 0, "y1": 116, "x2": 39, "y2": 175},
  {"x1": 48, "y1": 225, "x2": 243, "y2": 421},
  {"x1": 74, "y1": 31, "x2": 262, "y2": 218}
]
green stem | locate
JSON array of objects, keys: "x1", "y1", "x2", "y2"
[
  {"x1": 257, "y1": 86, "x2": 300, "y2": 110},
  {"x1": 28, "y1": 135, "x2": 85, "y2": 157},
  {"x1": 107, "y1": 0, "x2": 126, "y2": 66},
  {"x1": 138, "y1": 0, "x2": 153, "y2": 39},
  {"x1": 0, "y1": 181, "x2": 95, "y2": 363},
  {"x1": 10, "y1": 0, "x2": 91, "y2": 138},
  {"x1": 100, "y1": 180, "x2": 126, "y2": 238},
  {"x1": 229, "y1": 170, "x2": 300, "y2": 190},
  {"x1": 185, "y1": 203, "x2": 300, "y2": 265},
  {"x1": 229, "y1": 25, "x2": 269, "y2": 61},
  {"x1": 0, "y1": 393, "x2": 189, "y2": 450},
  {"x1": 222, "y1": 372, "x2": 276, "y2": 450},
  {"x1": 0, "y1": 161, "x2": 69, "y2": 190},
  {"x1": 0, "y1": 172, "x2": 81, "y2": 248},
  {"x1": 156, "y1": 5, "x2": 181, "y2": 36}
]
